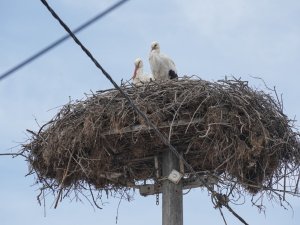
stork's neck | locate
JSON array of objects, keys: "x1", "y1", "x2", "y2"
[
  {"x1": 136, "y1": 66, "x2": 143, "y2": 75},
  {"x1": 151, "y1": 48, "x2": 160, "y2": 54}
]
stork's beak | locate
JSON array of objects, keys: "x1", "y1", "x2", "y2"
[{"x1": 132, "y1": 65, "x2": 138, "y2": 79}]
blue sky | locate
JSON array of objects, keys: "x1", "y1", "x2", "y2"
[{"x1": 1, "y1": 0, "x2": 300, "y2": 224}]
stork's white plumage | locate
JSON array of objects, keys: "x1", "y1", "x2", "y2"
[
  {"x1": 149, "y1": 41, "x2": 178, "y2": 81},
  {"x1": 132, "y1": 58, "x2": 152, "y2": 86}
]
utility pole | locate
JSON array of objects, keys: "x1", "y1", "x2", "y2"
[
  {"x1": 139, "y1": 151, "x2": 211, "y2": 224},
  {"x1": 162, "y1": 150, "x2": 183, "y2": 225}
]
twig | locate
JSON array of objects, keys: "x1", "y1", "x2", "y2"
[
  {"x1": 0, "y1": 152, "x2": 24, "y2": 157},
  {"x1": 88, "y1": 184, "x2": 103, "y2": 209},
  {"x1": 0, "y1": 153, "x2": 19, "y2": 156},
  {"x1": 218, "y1": 207, "x2": 228, "y2": 225},
  {"x1": 115, "y1": 190, "x2": 125, "y2": 224}
]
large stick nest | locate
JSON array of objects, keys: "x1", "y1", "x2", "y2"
[{"x1": 23, "y1": 77, "x2": 300, "y2": 204}]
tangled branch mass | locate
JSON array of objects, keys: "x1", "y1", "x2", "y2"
[{"x1": 23, "y1": 77, "x2": 300, "y2": 206}]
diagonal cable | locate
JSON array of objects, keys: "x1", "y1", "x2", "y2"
[
  {"x1": 39, "y1": 0, "x2": 248, "y2": 224},
  {"x1": 0, "y1": 0, "x2": 130, "y2": 81}
]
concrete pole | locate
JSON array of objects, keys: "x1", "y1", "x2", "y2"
[{"x1": 162, "y1": 150, "x2": 183, "y2": 225}]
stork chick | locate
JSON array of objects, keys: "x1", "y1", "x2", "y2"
[
  {"x1": 132, "y1": 58, "x2": 152, "y2": 86},
  {"x1": 149, "y1": 41, "x2": 178, "y2": 81}
]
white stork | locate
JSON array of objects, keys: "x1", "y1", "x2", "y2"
[
  {"x1": 132, "y1": 58, "x2": 152, "y2": 86},
  {"x1": 149, "y1": 41, "x2": 178, "y2": 81}
]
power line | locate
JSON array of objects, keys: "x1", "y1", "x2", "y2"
[
  {"x1": 0, "y1": 0, "x2": 130, "y2": 82},
  {"x1": 39, "y1": 1, "x2": 248, "y2": 224}
]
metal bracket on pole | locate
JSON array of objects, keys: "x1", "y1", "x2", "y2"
[
  {"x1": 138, "y1": 175, "x2": 217, "y2": 196},
  {"x1": 167, "y1": 169, "x2": 183, "y2": 184},
  {"x1": 139, "y1": 183, "x2": 162, "y2": 196}
]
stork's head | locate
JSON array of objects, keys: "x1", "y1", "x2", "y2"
[
  {"x1": 133, "y1": 58, "x2": 143, "y2": 79},
  {"x1": 134, "y1": 58, "x2": 143, "y2": 68},
  {"x1": 151, "y1": 41, "x2": 160, "y2": 52}
]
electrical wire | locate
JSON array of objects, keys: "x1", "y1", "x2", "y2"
[
  {"x1": 39, "y1": 1, "x2": 249, "y2": 224},
  {"x1": 0, "y1": 0, "x2": 130, "y2": 82}
]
